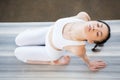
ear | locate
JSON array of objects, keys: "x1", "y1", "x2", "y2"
[{"x1": 87, "y1": 40, "x2": 94, "y2": 44}]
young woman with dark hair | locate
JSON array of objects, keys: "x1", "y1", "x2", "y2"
[{"x1": 15, "y1": 12, "x2": 111, "y2": 71}]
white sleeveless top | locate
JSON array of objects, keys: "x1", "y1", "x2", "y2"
[{"x1": 52, "y1": 17, "x2": 86, "y2": 50}]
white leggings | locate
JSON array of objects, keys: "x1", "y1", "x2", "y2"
[
  {"x1": 15, "y1": 27, "x2": 53, "y2": 62},
  {"x1": 15, "y1": 27, "x2": 64, "y2": 62},
  {"x1": 15, "y1": 28, "x2": 49, "y2": 46}
]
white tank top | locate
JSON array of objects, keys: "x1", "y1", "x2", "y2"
[{"x1": 52, "y1": 17, "x2": 86, "y2": 49}]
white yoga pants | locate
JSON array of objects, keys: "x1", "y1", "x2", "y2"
[
  {"x1": 15, "y1": 28, "x2": 49, "y2": 46},
  {"x1": 14, "y1": 27, "x2": 54, "y2": 62}
]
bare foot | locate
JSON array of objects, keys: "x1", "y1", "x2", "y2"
[{"x1": 50, "y1": 55, "x2": 71, "y2": 65}]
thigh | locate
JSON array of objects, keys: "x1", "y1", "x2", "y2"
[
  {"x1": 14, "y1": 46, "x2": 52, "y2": 62},
  {"x1": 15, "y1": 27, "x2": 50, "y2": 46}
]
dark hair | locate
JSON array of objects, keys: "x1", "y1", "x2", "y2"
[{"x1": 92, "y1": 20, "x2": 111, "y2": 52}]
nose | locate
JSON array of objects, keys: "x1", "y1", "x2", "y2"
[{"x1": 93, "y1": 26, "x2": 101, "y2": 31}]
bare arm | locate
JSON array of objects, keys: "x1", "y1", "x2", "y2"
[
  {"x1": 65, "y1": 45, "x2": 106, "y2": 71},
  {"x1": 67, "y1": 45, "x2": 90, "y2": 65},
  {"x1": 64, "y1": 45, "x2": 90, "y2": 65}
]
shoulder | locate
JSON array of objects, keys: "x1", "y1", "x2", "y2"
[{"x1": 74, "y1": 12, "x2": 91, "y2": 21}]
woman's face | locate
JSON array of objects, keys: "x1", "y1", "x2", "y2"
[{"x1": 84, "y1": 21, "x2": 108, "y2": 43}]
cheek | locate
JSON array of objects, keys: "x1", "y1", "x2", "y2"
[{"x1": 86, "y1": 32, "x2": 96, "y2": 40}]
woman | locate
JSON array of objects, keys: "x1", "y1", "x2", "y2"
[{"x1": 15, "y1": 12, "x2": 111, "y2": 71}]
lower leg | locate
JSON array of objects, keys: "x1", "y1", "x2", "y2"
[
  {"x1": 15, "y1": 46, "x2": 70, "y2": 65},
  {"x1": 26, "y1": 60, "x2": 51, "y2": 64},
  {"x1": 26, "y1": 55, "x2": 70, "y2": 65}
]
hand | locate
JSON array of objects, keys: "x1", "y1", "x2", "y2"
[{"x1": 88, "y1": 60, "x2": 106, "y2": 71}]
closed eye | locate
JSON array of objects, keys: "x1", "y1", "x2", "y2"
[
  {"x1": 97, "y1": 32, "x2": 99, "y2": 37},
  {"x1": 97, "y1": 32, "x2": 102, "y2": 37}
]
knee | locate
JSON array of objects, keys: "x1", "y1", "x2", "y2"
[
  {"x1": 14, "y1": 47, "x2": 27, "y2": 63},
  {"x1": 15, "y1": 33, "x2": 25, "y2": 46},
  {"x1": 15, "y1": 35, "x2": 21, "y2": 46}
]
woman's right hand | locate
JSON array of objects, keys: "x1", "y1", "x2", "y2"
[{"x1": 88, "y1": 60, "x2": 106, "y2": 71}]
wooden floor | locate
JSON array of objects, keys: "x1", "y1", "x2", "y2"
[{"x1": 0, "y1": 20, "x2": 120, "y2": 80}]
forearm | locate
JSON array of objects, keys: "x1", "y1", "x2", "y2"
[
  {"x1": 80, "y1": 54, "x2": 90, "y2": 66},
  {"x1": 67, "y1": 45, "x2": 91, "y2": 65},
  {"x1": 68, "y1": 45, "x2": 106, "y2": 71}
]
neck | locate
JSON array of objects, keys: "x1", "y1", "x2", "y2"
[{"x1": 72, "y1": 22, "x2": 87, "y2": 41}]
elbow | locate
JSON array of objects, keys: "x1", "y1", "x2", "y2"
[{"x1": 77, "y1": 11, "x2": 91, "y2": 21}]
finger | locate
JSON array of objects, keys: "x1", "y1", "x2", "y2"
[
  {"x1": 96, "y1": 63, "x2": 106, "y2": 67},
  {"x1": 96, "y1": 63, "x2": 106, "y2": 68},
  {"x1": 97, "y1": 65, "x2": 106, "y2": 68},
  {"x1": 96, "y1": 60, "x2": 105, "y2": 63},
  {"x1": 96, "y1": 60, "x2": 106, "y2": 64},
  {"x1": 96, "y1": 61, "x2": 106, "y2": 65},
  {"x1": 96, "y1": 60, "x2": 103, "y2": 62},
  {"x1": 90, "y1": 67, "x2": 99, "y2": 72},
  {"x1": 99, "y1": 62, "x2": 106, "y2": 66}
]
